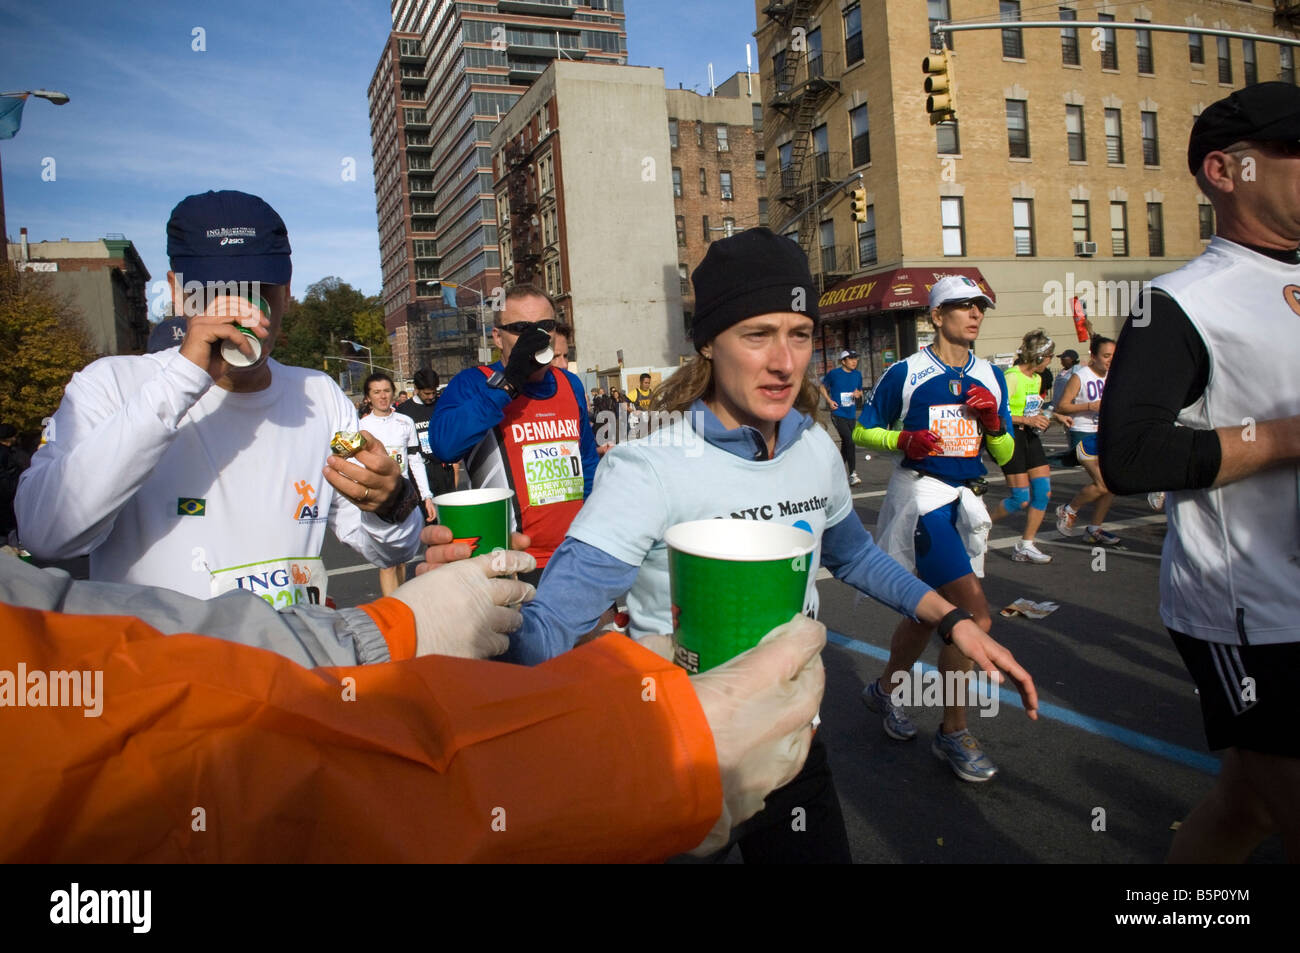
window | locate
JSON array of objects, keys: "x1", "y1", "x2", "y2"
[
  {"x1": 941, "y1": 197, "x2": 965, "y2": 255},
  {"x1": 702, "y1": 215, "x2": 711, "y2": 241},
  {"x1": 699, "y1": 167, "x2": 707, "y2": 194},
  {"x1": 678, "y1": 263, "x2": 689, "y2": 295},
  {"x1": 1006, "y1": 99, "x2": 1029, "y2": 158},
  {"x1": 695, "y1": 123, "x2": 703, "y2": 147},
  {"x1": 669, "y1": 119, "x2": 678, "y2": 149},
  {"x1": 1136, "y1": 21, "x2": 1153, "y2": 74},
  {"x1": 672, "y1": 167, "x2": 682, "y2": 197},
  {"x1": 779, "y1": 141, "x2": 794, "y2": 188},
  {"x1": 1098, "y1": 13, "x2": 1117, "y2": 70},
  {"x1": 844, "y1": 3, "x2": 863, "y2": 66},
  {"x1": 1110, "y1": 202, "x2": 1128, "y2": 256},
  {"x1": 1244, "y1": 39, "x2": 1257, "y2": 85},
  {"x1": 675, "y1": 215, "x2": 686, "y2": 246},
  {"x1": 720, "y1": 171, "x2": 733, "y2": 200},
  {"x1": 937, "y1": 119, "x2": 960, "y2": 155},
  {"x1": 1218, "y1": 37, "x2": 1233, "y2": 84},
  {"x1": 1012, "y1": 199, "x2": 1035, "y2": 256},
  {"x1": 1105, "y1": 108, "x2": 1124, "y2": 163},
  {"x1": 1147, "y1": 203, "x2": 1164, "y2": 256},
  {"x1": 858, "y1": 205, "x2": 877, "y2": 266},
  {"x1": 1059, "y1": 7, "x2": 1079, "y2": 65},
  {"x1": 1283, "y1": 46, "x2": 1296, "y2": 85},
  {"x1": 1072, "y1": 200, "x2": 1091, "y2": 243},
  {"x1": 928, "y1": 0, "x2": 952, "y2": 50},
  {"x1": 813, "y1": 123, "x2": 830, "y2": 179},
  {"x1": 755, "y1": 154, "x2": 766, "y2": 178},
  {"x1": 1198, "y1": 203, "x2": 1215, "y2": 240},
  {"x1": 1001, "y1": 1, "x2": 1023, "y2": 58},
  {"x1": 717, "y1": 125, "x2": 729, "y2": 152},
  {"x1": 850, "y1": 104, "x2": 871, "y2": 167},
  {"x1": 807, "y1": 28, "x2": 824, "y2": 78},
  {"x1": 1141, "y1": 111, "x2": 1159, "y2": 165},
  {"x1": 752, "y1": 103, "x2": 763, "y2": 129},
  {"x1": 759, "y1": 197, "x2": 769, "y2": 227},
  {"x1": 1066, "y1": 105, "x2": 1085, "y2": 161},
  {"x1": 819, "y1": 219, "x2": 837, "y2": 273},
  {"x1": 1189, "y1": 34, "x2": 1204, "y2": 65},
  {"x1": 773, "y1": 49, "x2": 790, "y2": 93}
]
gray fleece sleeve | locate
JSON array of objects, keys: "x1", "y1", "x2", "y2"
[{"x1": 0, "y1": 554, "x2": 390, "y2": 668}]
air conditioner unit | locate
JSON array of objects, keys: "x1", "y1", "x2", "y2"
[
  {"x1": 1074, "y1": 241, "x2": 1097, "y2": 256},
  {"x1": 717, "y1": 143, "x2": 730, "y2": 152},
  {"x1": 721, "y1": 189, "x2": 733, "y2": 200}
]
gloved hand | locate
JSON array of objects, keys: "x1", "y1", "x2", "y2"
[
  {"x1": 391, "y1": 549, "x2": 537, "y2": 659},
  {"x1": 964, "y1": 384, "x2": 1004, "y2": 434},
  {"x1": 897, "y1": 429, "x2": 943, "y2": 459},
  {"x1": 503, "y1": 325, "x2": 554, "y2": 393},
  {"x1": 685, "y1": 615, "x2": 826, "y2": 856}
]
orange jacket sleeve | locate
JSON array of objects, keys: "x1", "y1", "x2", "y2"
[{"x1": 0, "y1": 602, "x2": 721, "y2": 862}]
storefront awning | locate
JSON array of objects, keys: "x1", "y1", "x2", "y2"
[{"x1": 818, "y1": 267, "x2": 996, "y2": 320}]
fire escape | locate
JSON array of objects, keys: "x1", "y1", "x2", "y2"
[
  {"x1": 764, "y1": 0, "x2": 845, "y2": 291},
  {"x1": 504, "y1": 137, "x2": 542, "y2": 286}
]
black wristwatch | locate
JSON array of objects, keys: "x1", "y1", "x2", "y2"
[
  {"x1": 486, "y1": 370, "x2": 517, "y2": 398},
  {"x1": 936, "y1": 607, "x2": 974, "y2": 645},
  {"x1": 373, "y1": 478, "x2": 420, "y2": 525}
]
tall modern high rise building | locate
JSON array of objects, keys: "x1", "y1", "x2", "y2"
[{"x1": 369, "y1": 0, "x2": 627, "y2": 378}]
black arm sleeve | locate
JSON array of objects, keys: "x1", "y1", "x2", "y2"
[{"x1": 1099, "y1": 292, "x2": 1221, "y2": 494}]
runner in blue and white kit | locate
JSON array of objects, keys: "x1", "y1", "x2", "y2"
[{"x1": 853, "y1": 274, "x2": 1021, "y2": 782}]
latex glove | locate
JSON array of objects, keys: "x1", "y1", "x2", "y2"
[
  {"x1": 963, "y1": 384, "x2": 1004, "y2": 433},
  {"x1": 392, "y1": 550, "x2": 537, "y2": 659},
  {"x1": 686, "y1": 615, "x2": 826, "y2": 856},
  {"x1": 503, "y1": 325, "x2": 554, "y2": 393},
  {"x1": 897, "y1": 429, "x2": 943, "y2": 459}
]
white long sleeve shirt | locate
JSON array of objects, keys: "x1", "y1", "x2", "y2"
[
  {"x1": 15, "y1": 350, "x2": 422, "y2": 602},
  {"x1": 359, "y1": 410, "x2": 432, "y2": 500}
]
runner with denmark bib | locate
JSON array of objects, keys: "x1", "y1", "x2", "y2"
[
  {"x1": 852, "y1": 274, "x2": 1021, "y2": 783},
  {"x1": 1055, "y1": 336, "x2": 1120, "y2": 545}
]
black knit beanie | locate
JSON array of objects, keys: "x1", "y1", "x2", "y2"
[{"x1": 689, "y1": 227, "x2": 819, "y2": 350}]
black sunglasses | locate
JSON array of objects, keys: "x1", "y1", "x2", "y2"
[{"x1": 496, "y1": 319, "x2": 556, "y2": 334}]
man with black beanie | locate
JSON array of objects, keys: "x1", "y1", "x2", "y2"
[{"x1": 398, "y1": 367, "x2": 457, "y2": 511}]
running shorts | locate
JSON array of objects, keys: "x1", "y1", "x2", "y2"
[
  {"x1": 913, "y1": 500, "x2": 973, "y2": 589},
  {"x1": 1074, "y1": 432, "x2": 1099, "y2": 461},
  {"x1": 1002, "y1": 427, "x2": 1048, "y2": 476},
  {"x1": 1169, "y1": 629, "x2": 1300, "y2": 757}
]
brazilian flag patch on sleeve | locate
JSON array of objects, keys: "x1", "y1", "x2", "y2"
[{"x1": 177, "y1": 498, "x2": 206, "y2": 516}]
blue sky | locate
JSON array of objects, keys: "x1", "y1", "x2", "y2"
[{"x1": 0, "y1": 0, "x2": 759, "y2": 299}]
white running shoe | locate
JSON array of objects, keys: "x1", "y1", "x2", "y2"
[
  {"x1": 1055, "y1": 503, "x2": 1079, "y2": 537},
  {"x1": 1012, "y1": 540, "x2": 1052, "y2": 563},
  {"x1": 849, "y1": 472, "x2": 862, "y2": 486}
]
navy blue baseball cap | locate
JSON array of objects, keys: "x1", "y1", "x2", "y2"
[
  {"x1": 166, "y1": 190, "x2": 291, "y2": 285},
  {"x1": 147, "y1": 317, "x2": 187, "y2": 353}
]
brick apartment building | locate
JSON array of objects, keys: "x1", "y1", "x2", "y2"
[
  {"x1": 755, "y1": 0, "x2": 1300, "y2": 384},
  {"x1": 667, "y1": 71, "x2": 765, "y2": 329}
]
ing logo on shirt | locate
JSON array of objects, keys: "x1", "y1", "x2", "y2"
[{"x1": 293, "y1": 480, "x2": 319, "y2": 521}]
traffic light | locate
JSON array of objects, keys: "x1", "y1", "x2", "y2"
[
  {"x1": 922, "y1": 50, "x2": 955, "y2": 124},
  {"x1": 850, "y1": 187, "x2": 868, "y2": 223}
]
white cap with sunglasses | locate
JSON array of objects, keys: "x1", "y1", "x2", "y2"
[{"x1": 929, "y1": 275, "x2": 995, "y2": 312}]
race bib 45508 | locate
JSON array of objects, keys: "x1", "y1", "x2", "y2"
[
  {"x1": 522, "y1": 441, "x2": 584, "y2": 505},
  {"x1": 928, "y1": 404, "x2": 981, "y2": 457}
]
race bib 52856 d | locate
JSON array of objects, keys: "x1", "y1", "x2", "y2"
[{"x1": 521, "y1": 440, "x2": 584, "y2": 505}]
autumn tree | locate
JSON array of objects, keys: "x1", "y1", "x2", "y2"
[
  {"x1": 0, "y1": 267, "x2": 97, "y2": 436},
  {"x1": 275, "y1": 277, "x2": 386, "y2": 380}
]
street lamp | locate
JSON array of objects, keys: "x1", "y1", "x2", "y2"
[
  {"x1": 340, "y1": 338, "x2": 372, "y2": 366},
  {"x1": 426, "y1": 279, "x2": 491, "y2": 365},
  {"x1": 1, "y1": 89, "x2": 71, "y2": 258}
]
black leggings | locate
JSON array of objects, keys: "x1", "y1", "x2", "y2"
[{"x1": 832, "y1": 415, "x2": 856, "y2": 475}]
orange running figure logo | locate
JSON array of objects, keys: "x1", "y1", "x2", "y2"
[{"x1": 293, "y1": 480, "x2": 319, "y2": 520}]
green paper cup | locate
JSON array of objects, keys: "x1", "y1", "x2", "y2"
[
  {"x1": 665, "y1": 519, "x2": 815, "y2": 674},
  {"x1": 432, "y1": 488, "x2": 514, "y2": 557}
]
